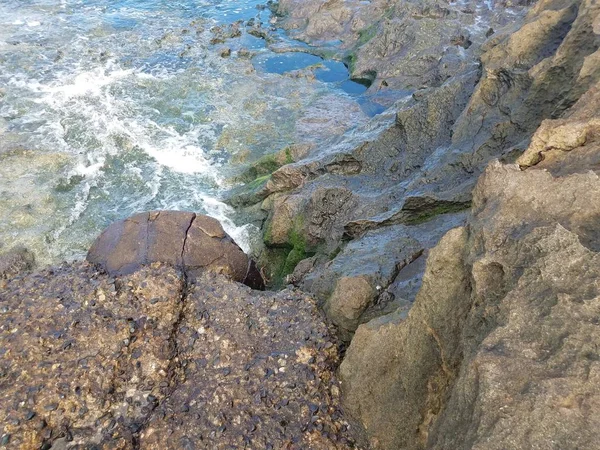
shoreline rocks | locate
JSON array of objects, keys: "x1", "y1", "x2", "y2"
[
  {"x1": 339, "y1": 63, "x2": 600, "y2": 450},
  {"x1": 87, "y1": 211, "x2": 265, "y2": 290},
  {"x1": 274, "y1": 0, "x2": 532, "y2": 90},
  {"x1": 247, "y1": 0, "x2": 600, "y2": 338},
  {"x1": 2, "y1": 0, "x2": 600, "y2": 449}
]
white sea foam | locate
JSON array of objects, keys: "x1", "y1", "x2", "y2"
[
  {"x1": 22, "y1": 61, "x2": 254, "y2": 249},
  {"x1": 133, "y1": 125, "x2": 220, "y2": 178},
  {"x1": 40, "y1": 66, "x2": 134, "y2": 100},
  {"x1": 32, "y1": 65, "x2": 219, "y2": 180},
  {"x1": 200, "y1": 196, "x2": 258, "y2": 253}
]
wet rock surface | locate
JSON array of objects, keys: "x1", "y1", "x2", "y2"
[
  {"x1": 87, "y1": 211, "x2": 264, "y2": 290},
  {"x1": 339, "y1": 72, "x2": 600, "y2": 449},
  {"x1": 0, "y1": 263, "x2": 360, "y2": 449},
  {"x1": 275, "y1": 0, "x2": 530, "y2": 90},
  {"x1": 295, "y1": 212, "x2": 468, "y2": 340},
  {"x1": 247, "y1": 0, "x2": 600, "y2": 336},
  {"x1": 0, "y1": 246, "x2": 35, "y2": 281}
]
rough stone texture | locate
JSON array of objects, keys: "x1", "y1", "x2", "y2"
[
  {"x1": 0, "y1": 263, "x2": 361, "y2": 449},
  {"x1": 3, "y1": 2, "x2": 600, "y2": 449},
  {"x1": 284, "y1": 212, "x2": 467, "y2": 342},
  {"x1": 87, "y1": 211, "x2": 264, "y2": 290},
  {"x1": 339, "y1": 78, "x2": 600, "y2": 449},
  {"x1": 249, "y1": 0, "x2": 600, "y2": 332},
  {"x1": 340, "y1": 227, "x2": 471, "y2": 449},
  {"x1": 323, "y1": 276, "x2": 376, "y2": 342},
  {"x1": 0, "y1": 246, "x2": 35, "y2": 281}
]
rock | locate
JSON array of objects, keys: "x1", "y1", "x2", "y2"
[
  {"x1": 294, "y1": 95, "x2": 368, "y2": 144},
  {"x1": 298, "y1": 213, "x2": 468, "y2": 338},
  {"x1": 324, "y1": 276, "x2": 375, "y2": 341},
  {"x1": 340, "y1": 227, "x2": 471, "y2": 449},
  {"x1": 517, "y1": 112, "x2": 600, "y2": 172},
  {"x1": 275, "y1": 0, "x2": 531, "y2": 89},
  {"x1": 49, "y1": 437, "x2": 68, "y2": 450},
  {"x1": 0, "y1": 246, "x2": 35, "y2": 280},
  {"x1": 254, "y1": 67, "x2": 478, "y2": 288},
  {"x1": 250, "y1": 0, "x2": 600, "y2": 334},
  {"x1": 237, "y1": 47, "x2": 253, "y2": 58},
  {"x1": 0, "y1": 263, "x2": 359, "y2": 449},
  {"x1": 247, "y1": 23, "x2": 271, "y2": 40},
  {"x1": 339, "y1": 77, "x2": 600, "y2": 449},
  {"x1": 210, "y1": 22, "x2": 242, "y2": 44},
  {"x1": 87, "y1": 211, "x2": 264, "y2": 289}
]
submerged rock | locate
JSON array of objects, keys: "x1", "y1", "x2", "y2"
[
  {"x1": 87, "y1": 211, "x2": 264, "y2": 290},
  {"x1": 0, "y1": 246, "x2": 35, "y2": 281}
]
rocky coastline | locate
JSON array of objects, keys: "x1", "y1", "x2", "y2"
[{"x1": 2, "y1": 0, "x2": 600, "y2": 448}]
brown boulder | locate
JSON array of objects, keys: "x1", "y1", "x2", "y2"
[
  {"x1": 87, "y1": 211, "x2": 264, "y2": 289},
  {"x1": 324, "y1": 276, "x2": 375, "y2": 340}
]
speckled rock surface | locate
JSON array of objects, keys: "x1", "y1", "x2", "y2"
[
  {"x1": 87, "y1": 211, "x2": 264, "y2": 290},
  {"x1": 0, "y1": 246, "x2": 34, "y2": 281},
  {"x1": 0, "y1": 263, "x2": 359, "y2": 449}
]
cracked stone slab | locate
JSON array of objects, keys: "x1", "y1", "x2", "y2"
[{"x1": 87, "y1": 211, "x2": 264, "y2": 290}]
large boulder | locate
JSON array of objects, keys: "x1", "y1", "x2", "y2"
[{"x1": 87, "y1": 211, "x2": 264, "y2": 290}]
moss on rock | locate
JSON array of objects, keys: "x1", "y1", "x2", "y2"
[
  {"x1": 261, "y1": 215, "x2": 314, "y2": 288},
  {"x1": 404, "y1": 202, "x2": 471, "y2": 225},
  {"x1": 236, "y1": 146, "x2": 296, "y2": 184}
]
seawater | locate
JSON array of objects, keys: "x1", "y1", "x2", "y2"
[{"x1": 0, "y1": 0, "x2": 378, "y2": 265}]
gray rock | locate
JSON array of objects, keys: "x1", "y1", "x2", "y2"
[
  {"x1": 275, "y1": 0, "x2": 531, "y2": 90},
  {"x1": 253, "y1": 0, "x2": 600, "y2": 334}
]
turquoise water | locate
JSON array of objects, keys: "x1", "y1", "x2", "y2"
[{"x1": 0, "y1": 0, "x2": 381, "y2": 265}]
